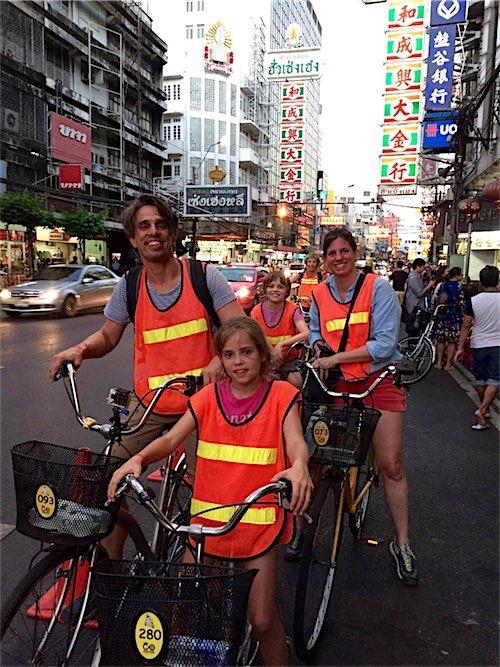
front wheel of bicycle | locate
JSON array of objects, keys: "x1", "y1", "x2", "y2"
[
  {"x1": 399, "y1": 336, "x2": 434, "y2": 385},
  {"x1": 293, "y1": 472, "x2": 344, "y2": 663}
]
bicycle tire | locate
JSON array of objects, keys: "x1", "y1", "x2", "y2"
[
  {"x1": 1, "y1": 511, "x2": 152, "y2": 666},
  {"x1": 293, "y1": 472, "x2": 344, "y2": 663},
  {"x1": 399, "y1": 336, "x2": 434, "y2": 385},
  {"x1": 348, "y1": 461, "x2": 374, "y2": 540}
]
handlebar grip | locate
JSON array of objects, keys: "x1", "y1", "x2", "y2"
[
  {"x1": 279, "y1": 478, "x2": 293, "y2": 500},
  {"x1": 54, "y1": 361, "x2": 72, "y2": 382}
]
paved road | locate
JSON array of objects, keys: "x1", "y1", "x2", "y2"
[{"x1": 1, "y1": 313, "x2": 498, "y2": 666}]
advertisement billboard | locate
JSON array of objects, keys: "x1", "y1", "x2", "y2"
[{"x1": 51, "y1": 112, "x2": 91, "y2": 168}]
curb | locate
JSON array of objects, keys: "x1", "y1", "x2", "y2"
[{"x1": 450, "y1": 362, "x2": 500, "y2": 432}]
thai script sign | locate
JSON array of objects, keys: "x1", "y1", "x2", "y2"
[
  {"x1": 424, "y1": 25, "x2": 456, "y2": 111},
  {"x1": 51, "y1": 112, "x2": 91, "y2": 168},
  {"x1": 184, "y1": 185, "x2": 250, "y2": 217},
  {"x1": 378, "y1": 184, "x2": 418, "y2": 196},
  {"x1": 264, "y1": 47, "x2": 322, "y2": 81}
]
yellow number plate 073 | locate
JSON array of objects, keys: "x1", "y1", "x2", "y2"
[{"x1": 312, "y1": 420, "x2": 330, "y2": 447}]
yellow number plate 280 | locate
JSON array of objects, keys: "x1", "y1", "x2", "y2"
[
  {"x1": 134, "y1": 611, "x2": 164, "y2": 660},
  {"x1": 35, "y1": 484, "x2": 57, "y2": 519},
  {"x1": 312, "y1": 420, "x2": 330, "y2": 447}
]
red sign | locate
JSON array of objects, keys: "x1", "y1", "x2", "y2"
[
  {"x1": 59, "y1": 164, "x2": 83, "y2": 190},
  {"x1": 51, "y1": 112, "x2": 91, "y2": 168}
]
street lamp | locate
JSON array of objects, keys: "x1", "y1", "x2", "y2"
[
  {"x1": 458, "y1": 196, "x2": 482, "y2": 282},
  {"x1": 192, "y1": 139, "x2": 226, "y2": 185}
]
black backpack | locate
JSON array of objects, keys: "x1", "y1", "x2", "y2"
[{"x1": 125, "y1": 259, "x2": 220, "y2": 330}]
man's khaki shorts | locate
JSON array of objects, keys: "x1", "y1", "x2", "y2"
[{"x1": 112, "y1": 394, "x2": 198, "y2": 477}]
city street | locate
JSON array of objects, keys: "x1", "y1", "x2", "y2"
[{"x1": 1, "y1": 313, "x2": 498, "y2": 666}]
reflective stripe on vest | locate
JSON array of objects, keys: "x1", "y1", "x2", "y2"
[
  {"x1": 197, "y1": 439, "x2": 277, "y2": 465},
  {"x1": 301, "y1": 277, "x2": 318, "y2": 285},
  {"x1": 325, "y1": 311, "x2": 369, "y2": 332},
  {"x1": 149, "y1": 367, "x2": 204, "y2": 390},
  {"x1": 191, "y1": 498, "x2": 276, "y2": 525},
  {"x1": 143, "y1": 318, "x2": 208, "y2": 345},
  {"x1": 266, "y1": 333, "x2": 292, "y2": 345}
]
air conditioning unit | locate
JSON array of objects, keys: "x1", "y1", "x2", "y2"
[{"x1": 3, "y1": 108, "x2": 20, "y2": 134}]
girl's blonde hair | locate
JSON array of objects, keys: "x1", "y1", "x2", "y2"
[{"x1": 213, "y1": 316, "x2": 271, "y2": 376}]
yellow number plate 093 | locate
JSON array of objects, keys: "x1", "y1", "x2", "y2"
[
  {"x1": 312, "y1": 420, "x2": 330, "y2": 447},
  {"x1": 35, "y1": 484, "x2": 57, "y2": 519}
]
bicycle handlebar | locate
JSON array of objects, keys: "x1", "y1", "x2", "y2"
[
  {"x1": 55, "y1": 361, "x2": 203, "y2": 439},
  {"x1": 301, "y1": 363, "x2": 401, "y2": 399},
  {"x1": 111, "y1": 474, "x2": 311, "y2": 537}
]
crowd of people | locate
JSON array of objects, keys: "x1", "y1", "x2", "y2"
[{"x1": 48, "y1": 195, "x2": 498, "y2": 665}]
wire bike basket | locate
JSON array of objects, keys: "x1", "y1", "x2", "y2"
[
  {"x1": 303, "y1": 403, "x2": 381, "y2": 467},
  {"x1": 11, "y1": 441, "x2": 124, "y2": 546},
  {"x1": 92, "y1": 560, "x2": 257, "y2": 666}
]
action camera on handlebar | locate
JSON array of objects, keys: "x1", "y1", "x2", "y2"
[{"x1": 107, "y1": 387, "x2": 132, "y2": 409}]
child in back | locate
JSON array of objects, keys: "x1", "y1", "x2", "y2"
[
  {"x1": 251, "y1": 270, "x2": 309, "y2": 386},
  {"x1": 108, "y1": 316, "x2": 313, "y2": 666}
]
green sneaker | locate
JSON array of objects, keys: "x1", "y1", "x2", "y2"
[
  {"x1": 389, "y1": 539, "x2": 418, "y2": 586},
  {"x1": 285, "y1": 528, "x2": 306, "y2": 562}
]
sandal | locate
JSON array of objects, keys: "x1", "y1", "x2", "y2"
[{"x1": 471, "y1": 423, "x2": 490, "y2": 431}]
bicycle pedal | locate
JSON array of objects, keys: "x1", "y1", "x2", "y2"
[{"x1": 373, "y1": 473, "x2": 380, "y2": 487}]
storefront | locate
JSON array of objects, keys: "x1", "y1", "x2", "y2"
[
  {"x1": 35, "y1": 228, "x2": 79, "y2": 266},
  {"x1": 0, "y1": 225, "x2": 27, "y2": 283}
]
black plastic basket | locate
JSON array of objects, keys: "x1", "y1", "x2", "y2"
[
  {"x1": 303, "y1": 403, "x2": 381, "y2": 466},
  {"x1": 11, "y1": 441, "x2": 125, "y2": 546},
  {"x1": 92, "y1": 560, "x2": 257, "y2": 666}
]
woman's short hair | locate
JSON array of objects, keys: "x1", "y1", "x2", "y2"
[
  {"x1": 448, "y1": 266, "x2": 462, "y2": 280},
  {"x1": 306, "y1": 254, "x2": 320, "y2": 266},
  {"x1": 213, "y1": 316, "x2": 271, "y2": 376},
  {"x1": 263, "y1": 270, "x2": 291, "y2": 296},
  {"x1": 322, "y1": 227, "x2": 357, "y2": 254},
  {"x1": 121, "y1": 194, "x2": 178, "y2": 240}
]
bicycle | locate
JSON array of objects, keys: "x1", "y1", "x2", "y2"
[
  {"x1": 293, "y1": 363, "x2": 404, "y2": 662},
  {"x1": 0, "y1": 364, "x2": 201, "y2": 666},
  {"x1": 398, "y1": 304, "x2": 447, "y2": 385}
]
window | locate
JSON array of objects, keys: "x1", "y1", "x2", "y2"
[
  {"x1": 174, "y1": 164, "x2": 181, "y2": 177},
  {"x1": 186, "y1": 0, "x2": 193, "y2": 10},
  {"x1": 190, "y1": 117, "x2": 202, "y2": 151},
  {"x1": 197, "y1": 24, "x2": 204, "y2": 39},
  {"x1": 205, "y1": 79, "x2": 215, "y2": 112},
  {"x1": 204, "y1": 118, "x2": 215, "y2": 149},
  {"x1": 186, "y1": 24, "x2": 194, "y2": 39},
  {"x1": 197, "y1": 0, "x2": 204, "y2": 9},
  {"x1": 230, "y1": 84, "x2": 237, "y2": 116},
  {"x1": 190, "y1": 78, "x2": 201, "y2": 110},
  {"x1": 218, "y1": 80, "x2": 227, "y2": 113}
]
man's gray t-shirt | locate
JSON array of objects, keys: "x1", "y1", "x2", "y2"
[
  {"x1": 104, "y1": 262, "x2": 236, "y2": 326},
  {"x1": 405, "y1": 270, "x2": 425, "y2": 313}
]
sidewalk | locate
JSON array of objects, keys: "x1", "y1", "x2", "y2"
[{"x1": 449, "y1": 361, "x2": 500, "y2": 432}]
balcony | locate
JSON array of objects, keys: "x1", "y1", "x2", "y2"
[
  {"x1": 165, "y1": 139, "x2": 185, "y2": 156},
  {"x1": 240, "y1": 117, "x2": 260, "y2": 141},
  {"x1": 239, "y1": 148, "x2": 263, "y2": 172}
]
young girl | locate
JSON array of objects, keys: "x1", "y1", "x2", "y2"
[
  {"x1": 108, "y1": 316, "x2": 313, "y2": 666},
  {"x1": 250, "y1": 271, "x2": 309, "y2": 382}
]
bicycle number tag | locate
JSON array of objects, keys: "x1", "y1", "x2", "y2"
[
  {"x1": 312, "y1": 420, "x2": 330, "y2": 447},
  {"x1": 34, "y1": 484, "x2": 57, "y2": 519},
  {"x1": 134, "y1": 611, "x2": 164, "y2": 660}
]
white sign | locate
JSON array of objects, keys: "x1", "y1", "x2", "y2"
[
  {"x1": 378, "y1": 184, "x2": 418, "y2": 196},
  {"x1": 264, "y1": 47, "x2": 322, "y2": 81}
]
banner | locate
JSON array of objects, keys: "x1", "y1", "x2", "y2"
[
  {"x1": 51, "y1": 112, "x2": 91, "y2": 168},
  {"x1": 59, "y1": 164, "x2": 83, "y2": 190}
]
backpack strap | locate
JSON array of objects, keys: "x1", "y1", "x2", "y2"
[
  {"x1": 125, "y1": 265, "x2": 144, "y2": 323},
  {"x1": 186, "y1": 258, "x2": 221, "y2": 330}
]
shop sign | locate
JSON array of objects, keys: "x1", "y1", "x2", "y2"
[
  {"x1": 422, "y1": 113, "x2": 458, "y2": 149},
  {"x1": 430, "y1": 0, "x2": 468, "y2": 26},
  {"x1": 383, "y1": 92, "x2": 421, "y2": 123},
  {"x1": 280, "y1": 147, "x2": 303, "y2": 164},
  {"x1": 49, "y1": 229, "x2": 70, "y2": 241},
  {"x1": 424, "y1": 25, "x2": 456, "y2": 111},
  {"x1": 279, "y1": 187, "x2": 302, "y2": 203},
  {"x1": 378, "y1": 183, "x2": 418, "y2": 196},
  {"x1": 320, "y1": 216, "x2": 346, "y2": 226},
  {"x1": 184, "y1": 185, "x2": 250, "y2": 217},
  {"x1": 280, "y1": 167, "x2": 302, "y2": 184},
  {"x1": 59, "y1": 164, "x2": 83, "y2": 190},
  {"x1": 281, "y1": 124, "x2": 304, "y2": 144},
  {"x1": 281, "y1": 82, "x2": 305, "y2": 102},
  {"x1": 385, "y1": 62, "x2": 422, "y2": 92},
  {"x1": 382, "y1": 123, "x2": 420, "y2": 154},
  {"x1": 470, "y1": 230, "x2": 500, "y2": 250},
  {"x1": 386, "y1": 28, "x2": 425, "y2": 60},
  {"x1": 264, "y1": 47, "x2": 322, "y2": 81},
  {"x1": 281, "y1": 103, "x2": 304, "y2": 123},
  {"x1": 388, "y1": 1, "x2": 426, "y2": 28},
  {"x1": 51, "y1": 112, "x2": 91, "y2": 168}
]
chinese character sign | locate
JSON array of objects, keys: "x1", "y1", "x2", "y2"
[
  {"x1": 388, "y1": 1, "x2": 426, "y2": 28},
  {"x1": 382, "y1": 124, "x2": 420, "y2": 154},
  {"x1": 385, "y1": 62, "x2": 422, "y2": 92},
  {"x1": 424, "y1": 25, "x2": 456, "y2": 111}
]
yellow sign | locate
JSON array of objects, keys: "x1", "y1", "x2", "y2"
[
  {"x1": 35, "y1": 484, "x2": 57, "y2": 519},
  {"x1": 134, "y1": 612, "x2": 164, "y2": 660},
  {"x1": 321, "y1": 216, "x2": 345, "y2": 226},
  {"x1": 312, "y1": 420, "x2": 330, "y2": 447}
]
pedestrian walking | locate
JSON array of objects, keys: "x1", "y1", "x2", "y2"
[
  {"x1": 404, "y1": 258, "x2": 435, "y2": 335},
  {"x1": 455, "y1": 265, "x2": 500, "y2": 430},
  {"x1": 389, "y1": 260, "x2": 408, "y2": 306},
  {"x1": 433, "y1": 266, "x2": 465, "y2": 370}
]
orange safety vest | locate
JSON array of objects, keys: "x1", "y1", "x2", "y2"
[
  {"x1": 134, "y1": 258, "x2": 214, "y2": 415},
  {"x1": 251, "y1": 300, "x2": 300, "y2": 366},
  {"x1": 312, "y1": 273, "x2": 377, "y2": 381},
  {"x1": 188, "y1": 381, "x2": 297, "y2": 560},
  {"x1": 298, "y1": 272, "x2": 322, "y2": 301}
]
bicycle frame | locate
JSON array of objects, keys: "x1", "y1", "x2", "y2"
[{"x1": 405, "y1": 304, "x2": 446, "y2": 360}]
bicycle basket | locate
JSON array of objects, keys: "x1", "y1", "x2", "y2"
[
  {"x1": 303, "y1": 403, "x2": 381, "y2": 467},
  {"x1": 11, "y1": 441, "x2": 124, "y2": 546},
  {"x1": 92, "y1": 560, "x2": 257, "y2": 666}
]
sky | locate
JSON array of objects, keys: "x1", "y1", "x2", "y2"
[{"x1": 144, "y1": 0, "x2": 411, "y2": 206}]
